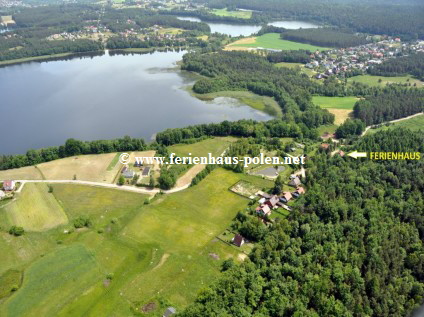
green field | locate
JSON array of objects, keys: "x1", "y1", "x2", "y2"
[
  {"x1": 193, "y1": 90, "x2": 282, "y2": 117},
  {"x1": 312, "y1": 96, "x2": 359, "y2": 110},
  {"x1": 367, "y1": 114, "x2": 424, "y2": 134},
  {"x1": 211, "y1": 8, "x2": 252, "y2": 19},
  {"x1": 1, "y1": 183, "x2": 68, "y2": 231},
  {"x1": 233, "y1": 33, "x2": 331, "y2": 51},
  {"x1": 275, "y1": 62, "x2": 316, "y2": 77},
  {"x1": 168, "y1": 136, "x2": 236, "y2": 158},
  {"x1": 0, "y1": 165, "x2": 264, "y2": 316},
  {"x1": 347, "y1": 74, "x2": 424, "y2": 88}
]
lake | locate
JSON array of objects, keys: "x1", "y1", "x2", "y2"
[
  {"x1": 177, "y1": 17, "x2": 319, "y2": 37},
  {"x1": 0, "y1": 50, "x2": 271, "y2": 154}
]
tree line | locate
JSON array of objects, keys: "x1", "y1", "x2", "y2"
[
  {"x1": 353, "y1": 86, "x2": 424, "y2": 125},
  {"x1": 368, "y1": 52, "x2": 424, "y2": 81},
  {"x1": 177, "y1": 128, "x2": 424, "y2": 316},
  {"x1": 280, "y1": 28, "x2": 370, "y2": 48}
]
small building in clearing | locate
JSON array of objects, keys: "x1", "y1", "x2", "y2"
[
  {"x1": 232, "y1": 234, "x2": 245, "y2": 247},
  {"x1": 265, "y1": 195, "x2": 279, "y2": 208},
  {"x1": 256, "y1": 204, "x2": 271, "y2": 217},
  {"x1": 2, "y1": 180, "x2": 15, "y2": 191},
  {"x1": 280, "y1": 191, "x2": 293, "y2": 203}
]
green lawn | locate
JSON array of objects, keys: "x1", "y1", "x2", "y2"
[
  {"x1": 211, "y1": 8, "x2": 252, "y2": 19},
  {"x1": 347, "y1": 74, "x2": 424, "y2": 88},
  {"x1": 275, "y1": 62, "x2": 316, "y2": 77},
  {"x1": 1, "y1": 183, "x2": 68, "y2": 231},
  {"x1": 193, "y1": 90, "x2": 282, "y2": 117},
  {"x1": 168, "y1": 136, "x2": 236, "y2": 158},
  {"x1": 3, "y1": 245, "x2": 102, "y2": 317},
  {"x1": 234, "y1": 33, "x2": 331, "y2": 51},
  {"x1": 312, "y1": 96, "x2": 359, "y2": 110},
  {"x1": 367, "y1": 114, "x2": 424, "y2": 134},
  {"x1": 121, "y1": 168, "x2": 250, "y2": 308}
]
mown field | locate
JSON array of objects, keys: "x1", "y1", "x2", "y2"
[
  {"x1": 211, "y1": 8, "x2": 252, "y2": 19},
  {"x1": 313, "y1": 96, "x2": 358, "y2": 125},
  {"x1": 168, "y1": 137, "x2": 236, "y2": 158},
  {"x1": 228, "y1": 33, "x2": 331, "y2": 51},
  {"x1": 347, "y1": 74, "x2": 424, "y2": 87},
  {"x1": 1, "y1": 183, "x2": 68, "y2": 231}
]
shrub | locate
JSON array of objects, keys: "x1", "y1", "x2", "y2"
[{"x1": 9, "y1": 226, "x2": 25, "y2": 236}]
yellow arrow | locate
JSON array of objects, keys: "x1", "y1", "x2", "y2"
[{"x1": 348, "y1": 151, "x2": 367, "y2": 159}]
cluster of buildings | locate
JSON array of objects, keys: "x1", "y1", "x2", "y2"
[
  {"x1": 0, "y1": 180, "x2": 16, "y2": 200},
  {"x1": 255, "y1": 175, "x2": 305, "y2": 218},
  {"x1": 307, "y1": 38, "x2": 424, "y2": 79},
  {"x1": 121, "y1": 162, "x2": 151, "y2": 180}
]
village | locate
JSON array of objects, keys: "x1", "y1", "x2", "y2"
[{"x1": 309, "y1": 37, "x2": 424, "y2": 79}]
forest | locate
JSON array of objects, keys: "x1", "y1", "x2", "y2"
[
  {"x1": 368, "y1": 53, "x2": 424, "y2": 81},
  {"x1": 353, "y1": 87, "x2": 424, "y2": 125},
  {"x1": 194, "y1": 0, "x2": 424, "y2": 39},
  {"x1": 177, "y1": 128, "x2": 424, "y2": 317},
  {"x1": 266, "y1": 50, "x2": 311, "y2": 64},
  {"x1": 280, "y1": 28, "x2": 370, "y2": 48},
  {"x1": 181, "y1": 51, "x2": 334, "y2": 127}
]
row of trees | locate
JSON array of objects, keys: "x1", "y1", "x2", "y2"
[
  {"x1": 0, "y1": 136, "x2": 147, "y2": 170},
  {"x1": 266, "y1": 50, "x2": 311, "y2": 64},
  {"x1": 368, "y1": 52, "x2": 424, "y2": 80},
  {"x1": 178, "y1": 128, "x2": 424, "y2": 316},
  {"x1": 281, "y1": 28, "x2": 370, "y2": 48}
]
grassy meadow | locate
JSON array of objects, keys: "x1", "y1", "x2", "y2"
[
  {"x1": 211, "y1": 8, "x2": 252, "y2": 19},
  {"x1": 366, "y1": 113, "x2": 424, "y2": 135},
  {"x1": 347, "y1": 74, "x2": 424, "y2": 88},
  {"x1": 229, "y1": 33, "x2": 331, "y2": 51},
  {"x1": 312, "y1": 96, "x2": 358, "y2": 125},
  {"x1": 0, "y1": 161, "x2": 269, "y2": 316}
]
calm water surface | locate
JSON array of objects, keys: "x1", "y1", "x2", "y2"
[
  {"x1": 0, "y1": 50, "x2": 271, "y2": 154},
  {"x1": 177, "y1": 17, "x2": 319, "y2": 36}
]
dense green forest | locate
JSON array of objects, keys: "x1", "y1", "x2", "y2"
[
  {"x1": 368, "y1": 53, "x2": 424, "y2": 81},
  {"x1": 182, "y1": 51, "x2": 334, "y2": 127},
  {"x1": 266, "y1": 50, "x2": 311, "y2": 64},
  {"x1": 194, "y1": 0, "x2": 424, "y2": 39},
  {"x1": 353, "y1": 87, "x2": 424, "y2": 125},
  {"x1": 178, "y1": 128, "x2": 424, "y2": 317},
  {"x1": 280, "y1": 28, "x2": 370, "y2": 48}
]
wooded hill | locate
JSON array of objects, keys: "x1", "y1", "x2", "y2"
[{"x1": 368, "y1": 53, "x2": 424, "y2": 81}]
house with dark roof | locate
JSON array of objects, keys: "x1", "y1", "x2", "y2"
[
  {"x1": 2, "y1": 180, "x2": 15, "y2": 191},
  {"x1": 142, "y1": 166, "x2": 151, "y2": 176},
  {"x1": 232, "y1": 234, "x2": 245, "y2": 247},
  {"x1": 163, "y1": 307, "x2": 176, "y2": 317}
]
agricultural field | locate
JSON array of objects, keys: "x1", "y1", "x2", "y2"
[
  {"x1": 226, "y1": 33, "x2": 331, "y2": 52},
  {"x1": 157, "y1": 28, "x2": 183, "y2": 35},
  {"x1": 366, "y1": 113, "x2": 424, "y2": 134},
  {"x1": 168, "y1": 137, "x2": 236, "y2": 158},
  {"x1": 211, "y1": 8, "x2": 252, "y2": 19},
  {"x1": 0, "y1": 166, "x2": 43, "y2": 181},
  {"x1": 0, "y1": 167, "x2": 258, "y2": 316},
  {"x1": 313, "y1": 96, "x2": 358, "y2": 125},
  {"x1": 0, "y1": 183, "x2": 68, "y2": 231},
  {"x1": 193, "y1": 90, "x2": 282, "y2": 117},
  {"x1": 347, "y1": 74, "x2": 424, "y2": 87}
]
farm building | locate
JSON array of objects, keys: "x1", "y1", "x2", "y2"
[
  {"x1": 232, "y1": 234, "x2": 245, "y2": 247},
  {"x1": 256, "y1": 190, "x2": 271, "y2": 199},
  {"x1": 3, "y1": 180, "x2": 15, "y2": 191},
  {"x1": 163, "y1": 307, "x2": 176, "y2": 317}
]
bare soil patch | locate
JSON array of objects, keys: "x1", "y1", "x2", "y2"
[
  {"x1": 141, "y1": 302, "x2": 157, "y2": 313},
  {"x1": 327, "y1": 109, "x2": 353, "y2": 125}
]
